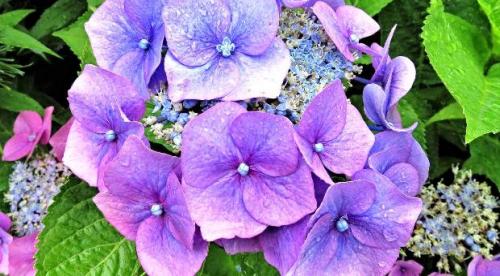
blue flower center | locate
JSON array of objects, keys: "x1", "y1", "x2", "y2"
[
  {"x1": 138, "y1": 38, "x2": 150, "y2": 50},
  {"x1": 336, "y1": 217, "x2": 349, "y2": 232},
  {"x1": 313, "y1": 143, "x2": 324, "y2": 153},
  {"x1": 27, "y1": 133, "x2": 36, "y2": 142},
  {"x1": 349, "y1": 34, "x2": 359, "y2": 43},
  {"x1": 216, "y1": 36, "x2": 236, "y2": 57},
  {"x1": 150, "y1": 203, "x2": 163, "y2": 216},
  {"x1": 237, "y1": 162, "x2": 249, "y2": 176},
  {"x1": 104, "y1": 130, "x2": 116, "y2": 142}
]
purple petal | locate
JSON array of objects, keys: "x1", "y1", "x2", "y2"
[
  {"x1": 384, "y1": 163, "x2": 420, "y2": 197},
  {"x1": 163, "y1": 0, "x2": 229, "y2": 67},
  {"x1": 242, "y1": 160, "x2": 316, "y2": 227},
  {"x1": 164, "y1": 53, "x2": 240, "y2": 102},
  {"x1": 2, "y1": 134, "x2": 36, "y2": 161},
  {"x1": 181, "y1": 102, "x2": 245, "y2": 189},
  {"x1": 351, "y1": 169, "x2": 422, "y2": 249},
  {"x1": 282, "y1": 0, "x2": 344, "y2": 8},
  {"x1": 0, "y1": 213, "x2": 10, "y2": 232},
  {"x1": 313, "y1": 174, "x2": 330, "y2": 204},
  {"x1": 385, "y1": 56, "x2": 416, "y2": 109},
  {"x1": 217, "y1": 237, "x2": 261, "y2": 255},
  {"x1": 148, "y1": 58, "x2": 166, "y2": 92},
  {"x1": 370, "y1": 25, "x2": 396, "y2": 82},
  {"x1": 259, "y1": 216, "x2": 309, "y2": 275},
  {"x1": 227, "y1": 0, "x2": 279, "y2": 56},
  {"x1": 388, "y1": 260, "x2": 424, "y2": 276},
  {"x1": 229, "y1": 111, "x2": 298, "y2": 177},
  {"x1": 294, "y1": 133, "x2": 333, "y2": 184},
  {"x1": 222, "y1": 38, "x2": 290, "y2": 101},
  {"x1": 49, "y1": 117, "x2": 75, "y2": 161},
  {"x1": 13, "y1": 110, "x2": 42, "y2": 135},
  {"x1": 335, "y1": 5, "x2": 380, "y2": 39},
  {"x1": 467, "y1": 255, "x2": 500, "y2": 276},
  {"x1": 136, "y1": 217, "x2": 208, "y2": 276},
  {"x1": 39, "y1": 106, "x2": 54, "y2": 144},
  {"x1": 363, "y1": 83, "x2": 387, "y2": 126},
  {"x1": 8, "y1": 232, "x2": 35, "y2": 276},
  {"x1": 320, "y1": 104, "x2": 374, "y2": 177}
]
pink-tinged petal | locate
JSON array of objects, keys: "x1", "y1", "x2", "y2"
[
  {"x1": 68, "y1": 65, "x2": 145, "y2": 127},
  {"x1": 222, "y1": 38, "x2": 290, "y2": 101},
  {"x1": 0, "y1": 213, "x2": 11, "y2": 232},
  {"x1": 184, "y1": 176, "x2": 267, "y2": 241},
  {"x1": 384, "y1": 163, "x2": 420, "y2": 197},
  {"x1": 467, "y1": 255, "x2": 500, "y2": 276},
  {"x1": 335, "y1": 5, "x2": 380, "y2": 39},
  {"x1": 165, "y1": 53, "x2": 240, "y2": 102},
  {"x1": 0, "y1": 229, "x2": 12, "y2": 275},
  {"x1": 13, "y1": 111, "x2": 42, "y2": 135},
  {"x1": 259, "y1": 216, "x2": 309, "y2": 275},
  {"x1": 227, "y1": 0, "x2": 279, "y2": 56},
  {"x1": 351, "y1": 169, "x2": 422, "y2": 249},
  {"x1": 296, "y1": 80, "x2": 347, "y2": 144},
  {"x1": 2, "y1": 134, "x2": 36, "y2": 161},
  {"x1": 136, "y1": 217, "x2": 208, "y2": 276},
  {"x1": 312, "y1": 1, "x2": 353, "y2": 61},
  {"x1": 217, "y1": 237, "x2": 261, "y2": 255},
  {"x1": 294, "y1": 133, "x2": 333, "y2": 184},
  {"x1": 386, "y1": 56, "x2": 416, "y2": 109},
  {"x1": 229, "y1": 111, "x2": 298, "y2": 177},
  {"x1": 363, "y1": 83, "x2": 387, "y2": 126},
  {"x1": 181, "y1": 102, "x2": 245, "y2": 189},
  {"x1": 39, "y1": 106, "x2": 54, "y2": 144},
  {"x1": 320, "y1": 104, "x2": 374, "y2": 177},
  {"x1": 163, "y1": 0, "x2": 229, "y2": 67},
  {"x1": 49, "y1": 117, "x2": 75, "y2": 161},
  {"x1": 242, "y1": 161, "x2": 316, "y2": 227},
  {"x1": 8, "y1": 232, "x2": 33, "y2": 276},
  {"x1": 388, "y1": 260, "x2": 424, "y2": 276}
]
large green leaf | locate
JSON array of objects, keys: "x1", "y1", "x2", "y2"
[
  {"x1": 464, "y1": 135, "x2": 500, "y2": 189},
  {"x1": 53, "y1": 10, "x2": 96, "y2": 66},
  {"x1": 345, "y1": 0, "x2": 393, "y2": 15},
  {"x1": 31, "y1": 0, "x2": 86, "y2": 39},
  {"x1": 0, "y1": 9, "x2": 34, "y2": 26},
  {"x1": 0, "y1": 25, "x2": 59, "y2": 57},
  {"x1": 0, "y1": 88, "x2": 44, "y2": 114},
  {"x1": 426, "y1": 102, "x2": 465, "y2": 125},
  {"x1": 36, "y1": 179, "x2": 142, "y2": 275},
  {"x1": 477, "y1": 0, "x2": 500, "y2": 56},
  {"x1": 422, "y1": 0, "x2": 500, "y2": 143}
]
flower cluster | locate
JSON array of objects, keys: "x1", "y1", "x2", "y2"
[
  {"x1": 6, "y1": 152, "x2": 71, "y2": 236},
  {"x1": 407, "y1": 166, "x2": 499, "y2": 272}
]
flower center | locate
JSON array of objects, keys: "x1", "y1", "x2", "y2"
[
  {"x1": 150, "y1": 203, "x2": 163, "y2": 216},
  {"x1": 216, "y1": 36, "x2": 236, "y2": 57},
  {"x1": 104, "y1": 130, "x2": 116, "y2": 142},
  {"x1": 138, "y1": 38, "x2": 150, "y2": 50},
  {"x1": 336, "y1": 217, "x2": 349, "y2": 232},
  {"x1": 237, "y1": 162, "x2": 249, "y2": 176},
  {"x1": 349, "y1": 34, "x2": 359, "y2": 43},
  {"x1": 313, "y1": 143, "x2": 324, "y2": 153},
  {"x1": 27, "y1": 133, "x2": 36, "y2": 142}
]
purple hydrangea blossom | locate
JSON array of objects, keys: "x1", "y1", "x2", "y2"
[
  {"x1": 365, "y1": 131, "x2": 429, "y2": 196},
  {"x1": 294, "y1": 80, "x2": 374, "y2": 184},
  {"x1": 94, "y1": 136, "x2": 208, "y2": 275},
  {"x1": 86, "y1": 0, "x2": 165, "y2": 97},
  {"x1": 8, "y1": 232, "x2": 37, "y2": 276},
  {"x1": 467, "y1": 255, "x2": 500, "y2": 276},
  {"x1": 181, "y1": 102, "x2": 316, "y2": 241},
  {"x1": 162, "y1": 0, "x2": 291, "y2": 102},
  {"x1": 0, "y1": 212, "x2": 12, "y2": 274},
  {"x1": 311, "y1": 2, "x2": 380, "y2": 62},
  {"x1": 289, "y1": 170, "x2": 422, "y2": 275},
  {"x1": 282, "y1": 0, "x2": 344, "y2": 8},
  {"x1": 388, "y1": 260, "x2": 424, "y2": 276},
  {"x1": 63, "y1": 65, "x2": 147, "y2": 187}
]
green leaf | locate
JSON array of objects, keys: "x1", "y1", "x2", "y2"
[
  {"x1": 464, "y1": 135, "x2": 500, "y2": 189},
  {"x1": 31, "y1": 0, "x2": 86, "y2": 39},
  {"x1": 478, "y1": 0, "x2": 500, "y2": 56},
  {"x1": 345, "y1": 0, "x2": 393, "y2": 15},
  {"x1": 36, "y1": 178, "x2": 142, "y2": 275},
  {"x1": 426, "y1": 102, "x2": 465, "y2": 125},
  {"x1": 87, "y1": 0, "x2": 104, "y2": 11},
  {"x1": 422, "y1": 0, "x2": 500, "y2": 143},
  {"x1": 0, "y1": 25, "x2": 60, "y2": 57},
  {"x1": 0, "y1": 9, "x2": 34, "y2": 26},
  {"x1": 0, "y1": 161, "x2": 11, "y2": 193},
  {"x1": 0, "y1": 88, "x2": 44, "y2": 114},
  {"x1": 53, "y1": 10, "x2": 96, "y2": 66},
  {"x1": 399, "y1": 99, "x2": 427, "y2": 151}
]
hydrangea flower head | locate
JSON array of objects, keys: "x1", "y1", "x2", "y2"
[
  {"x1": 181, "y1": 102, "x2": 316, "y2": 241},
  {"x1": 388, "y1": 260, "x2": 424, "y2": 276},
  {"x1": 290, "y1": 170, "x2": 422, "y2": 275},
  {"x1": 94, "y1": 136, "x2": 207, "y2": 275},
  {"x1": 294, "y1": 80, "x2": 374, "y2": 184},
  {"x1": 0, "y1": 212, "x2": 12, "y2": 274},
  {"x1": 467, "y1": 255, "x2": 500, "y2": 276},
  {"x1": 2, "y1": 106, "x2": 53, "y2": 161},
  {"x1": 311, "y1": 2, "x2": 379, "y2": 61},
  {"x1": 282, "y1": 0, "x2": 344, "y2": 8},
  {"x1": 8, "y1": 232, "x2": 37, "y2": 276},
  {"x1": 64, "y1": 65, "x2": 146, "y2": 187},
  {"x1": 163, "y1": 0, "x2": 291, "y2": 102},
  {"x1": 86, "y1": 0, "x2": 165, "y2": 97},
  {"x1": 366, "y1": 131, "x2": 429, "y2": 196}
]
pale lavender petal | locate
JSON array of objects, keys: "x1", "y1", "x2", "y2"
[
  {"x1": 49, "y1": 117, "x2": 75, "y2": 161},
  {"x1": 164, "y1": 53, "x2": 240, "y2": 102},
  {"x1": 282, "y1": 0, "x2": 344, "y2": 8},
  {"x1": 181, "y1": 102, "x2": 245, "y2": 189},
  {"x1": 222, "y1": 38, "x2": 290, "y2": 101},
  {"x1": 242, "y1": 161, "x2": 316, "y2": 227},
  {"x1": 351, "y1": 169, "x2": 422, "y2": 249},
  {"x1": 163, "y1": 0, "x2": 229, "y2": 67},
  {"x1": 370, "y1": 25, "x2": 396, "y2": 82},
  {"x1": 148, "y1": 58, "x2": 166, "y2": 91},
  {"x1": 227, "y1": 0, "x2": 279, "y2": 56},
  {"x1": 217, "y1": 237, "x2": 261, "y2": 255},
  {"x1": 384, "y1": 163, "x2": 420, "y2": 197},
  {"x1": 320, "y1": 104, "x2": 374, "y2": 177},
  {"x1": 386, "y1": 56, "x2": 416, "y2": 109},
  {"x1": 363, "y1": 83, "x2": 387, "y2": 126},
  {"x1": 388, "y1": 260, "x2": 424, "y2": 276},
  {"x1": 294, "y1": 133, "x2": 333, "y2": 184},
  {"x1": 2, "y1": 134, "x2": 36, "y2": 161},
  {"x1": 8, "y1": 232, "x2": 35, "y2": 276},
  {"x1": 39, "y1": 106, "x2": 54, "y2": 144},
  {"x1": 229, "y1": 111, "x2": 298, "y2": 177},
  {"x1": 136, "y1": 217, "x2": 208, "y2": 276},
  {"x1": 335, "y1": 5, "x2": 380, "y2": 39},
  {"x1": 467, "y1": 255, "x2": 500, "y2": 276}
]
